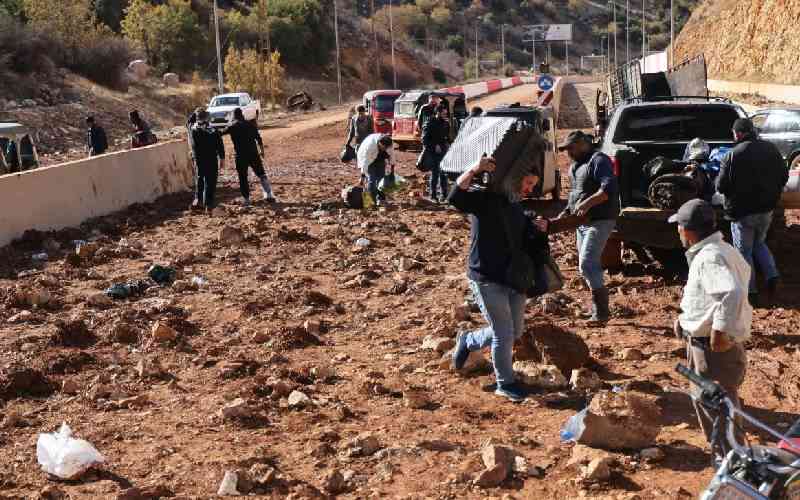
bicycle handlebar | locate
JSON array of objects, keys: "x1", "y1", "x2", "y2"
[{"x1": 675, "y1": 363, "x2": 724, "y2": 399}]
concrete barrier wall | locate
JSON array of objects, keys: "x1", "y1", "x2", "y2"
[
  {"x1": 0, "y1": 140, "x2": 192, "y2": 247},
  {"x1": 442, "y1": 75, "x2": 536, "y2": 100},
  {"x1": 709, "y1": 79, "x2": 800, "y2": 106}
]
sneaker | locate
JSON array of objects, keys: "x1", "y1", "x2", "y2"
[
  {"x1": 495, "y1": 382, "x2": 526, "y2": 402},
  {"x1": 452, "y1": 332, "x2": 469, "y2": 370},
  {"x1": 265, "y1": 196, "x2": 277, "y2": 204}
]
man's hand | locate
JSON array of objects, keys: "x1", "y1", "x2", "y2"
[
  {"x1": 574, "y1": 201, "x2": 590, "y2": 218},
  {"x1": 711, "y1": 330, "x2": 734, "y2": 352},
  {"x1": 473, "y1": 156, "x2": 496, "y2": 174},
  {"x1": 534, "y1": 217, "x2": 548, "y2": 233}
]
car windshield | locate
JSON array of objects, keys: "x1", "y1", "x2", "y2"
[
  {"x1": 212, "y1": 97, "x2": 241, "y2": 107},
  {"x1": 374, "y1": 95, "x2": 397, "y2": 113},
  {"x1": 614, "y1": 106, "x2": 741, "y2": 142},
  {"x1": 395, "y1": 101, "x2": 416, "y2": 117}
]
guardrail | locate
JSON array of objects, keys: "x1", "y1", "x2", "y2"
[{"x1": 0, "y1": 140, "x2": 192, "y2": 247}]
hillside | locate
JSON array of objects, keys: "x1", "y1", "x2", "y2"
[{"x1": 675, "y1": 0, "x2": 800, "y2": 84}]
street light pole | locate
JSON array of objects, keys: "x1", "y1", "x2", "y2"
[
  {"x1": 501, "y1": 24, "x2": 506, "y2": 74},
  {"x1": 333, "y1": 0, "x2": 342, "y2": 103},
  {"x1": 389, "y1": 0, "x2": 396, "y2": 88},
  {"x1": 212, "y1": 0, "x2": 223, "y2": 93},
  {"x1": 612, "y1": 0, "x2": 617, "y2": 68},
  {"x1": 641, "y1": 0, "x2": 646, "y2": 60},
  {"x1": 475, "y1": 22, "x2": 479, "y2": 79},
  {"x1": 626, "y1": 0, "x2": 630, "y2": 63}
]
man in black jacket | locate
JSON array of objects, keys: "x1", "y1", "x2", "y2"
[
  {"x1": 222, "y1": 107, "x2": 275, "y2": 206},
  {"x1": 422, "y1": 105, "x2": 451, "y2": 202},
  {"x1": 190, "y1": 109, "x2": 225, "y2": 212},
  {"x1": 416, "y1": 94, "x2": 441, "y2": 134},
  {"x1": 86, "y1": 116, "x2": 108, "y2": 157},
  {"x1": 716, "y1": 118, "x2": 789, "y2": 304},
  {"x1": 346, "y1": 105, "x2": 374, "y2": 152}
]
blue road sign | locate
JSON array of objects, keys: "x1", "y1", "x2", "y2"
[{"x1": 538, "y1": 74, "x2": 554, "y2": 91}]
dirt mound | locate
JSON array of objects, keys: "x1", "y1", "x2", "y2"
[
  {"x1": 676, "y1": 0, "x2": 800, "y2": 84},
  {"x1": 515, "y1": 321, "x2": 591, "y2": 376},
  {"x1": 0, "y1": 366, "x2": 53, "y2": 400},
  {"x1": 43, "y1": 352, "x2": 97, "y2": 375},
  {"x1": 267, "y1": 326, "x2": 322, "y2": 351},
  {"x1": 50, "y1": 319, "x2": 95, "y2": 347}
]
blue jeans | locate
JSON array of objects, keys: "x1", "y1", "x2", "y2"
[
  {"x1": 429, "y1": 155, "x2": 448, "y2": 199},
  {"x1": 731, "y1": 211, "x2": 779, "y2": 293},
  {"x1": 576, "y1": 219, "x2": 616, "y2": 290},
  {"x1": 366, "y1": 162, "x2": 386, "y2": 203},
  {"x1": 464, "y1": 280, "x2": 526, "y2": 385}
]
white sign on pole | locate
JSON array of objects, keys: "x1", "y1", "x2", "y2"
[{"x1": 527, "y1": 24, "x2": 573, "y2": 42}]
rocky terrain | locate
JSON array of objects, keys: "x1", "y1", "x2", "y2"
[{"x1": 1, "y1": 82, "x2": 800, "y2": 499}]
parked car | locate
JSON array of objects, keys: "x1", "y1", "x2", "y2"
[
  {"x1": 0, "y1": 123, "x2": 39, "y2": 174},
  {"x1": 392, "y1": 90, "x2": 466, "y2": 150},
  {"x1": 750, "y1": 108, "x2": 800, "y2": 169},
  {"x1": 207, "y1": 93, "x2": 261, "y2": 128},
  {"x1": 362, "y1": 90, "x2": 402, "y2": 135}
]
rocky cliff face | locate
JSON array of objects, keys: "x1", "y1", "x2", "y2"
[{"x1": 675, "y1": 0, "x2": 800, "y2": 84}]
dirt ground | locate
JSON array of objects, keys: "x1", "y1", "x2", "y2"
[{"x1": 2, "y1": 82, "x2": 800, "y2": 500}]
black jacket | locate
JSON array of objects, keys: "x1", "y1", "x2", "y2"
[
  {"x1": 449, "y1": 186, "x2": 549, "y2": 288},
  {"x1": 191, "y1": 123, "x2": 225, "y2": 168},
  {"x1": 87, "y1": 125, "x2": 108, "y2": 156},
  {"x1": 222, "y1": 119, "x2": 263, "y2": 159},
  {"x1": 716, "y1": 135, "x2": 788, "y2": 219},
  {"x1": 417, "y1": 103, "x2": 436, "y2": 132},
  {"x1": 422, "y1": 117, "x2": 450, "y2": 151}
]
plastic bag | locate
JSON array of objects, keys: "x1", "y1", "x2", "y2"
[
  {"x1": 105, "y1": 279, "x2": 151, "y2": 299},
  {"x1": 361, "y1": 190, "x2": 375, "y2": 210},
  {"x1": 341, "y1": 185, "x2": 364, "y2": 209},
  {"x1": 682, "y1": 138, "x2": 710, "y2": 162},
  {"x1": 379, "y1": 174, "x2": 408, "y2": 194},
  {"x1": 560, "y1": 408, "x2": 587, "y2": 443},
  {"x1": 148, "y1": 264, "x2": 176, "y2": 285},
  {"x1": 37, "y1": 423, "x2": 105, "y2": 479},
  {"x1": 340, "y1": 144, "x2": 356, "y2": 163}
]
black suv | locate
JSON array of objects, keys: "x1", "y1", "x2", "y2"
[{"x1": 750, "y1": 108, "x2": 800, "y2": 169}]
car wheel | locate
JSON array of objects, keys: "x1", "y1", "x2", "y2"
[{"x1": 790, "y1": 154, "x2": 800, "y2": 170}]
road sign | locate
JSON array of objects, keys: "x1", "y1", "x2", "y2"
[{"x1": 537, "y1": 74, "x2": 554, "y2": 91}]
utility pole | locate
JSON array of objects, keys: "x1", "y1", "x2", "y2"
[
  {"x1": 389, "y1": 0, "x2": 396, "y2": 88},
  {"x1": 474, "y1": 22, "x2": 479, "y2": 79},
  {"x1": 333, "y1": 0, "x2": 342, "y2": 103},
  {"x1": 641, "y1": 0, "x2": 646, "y2": 61},
  {"x1": 501, "y1": 24, "x2": 506, "y2": 74},
  {"x1": 565, "y1": 41, "x2": 569, "y2": 75},
  {"x1": 212, "y1": 0, "x2": 223, "y2": 93},
  {"x1": 371, "y1": 0, "x2": 379, "y2": 86},
  {"x1": 670, "y1": 0, "x2": 674, "y2": 67}
]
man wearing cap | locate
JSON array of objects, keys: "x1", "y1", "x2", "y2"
[
  {"x1": 716, "y1": 117, "x2": 788, "y2": 306},
  {"x1": 558, "y1": 131, "x2": 619, "y2": 324},
  {"x1": 670, "y1": 198, "x2": 751, "y2": 459}
]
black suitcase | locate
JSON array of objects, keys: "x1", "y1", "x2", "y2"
[
  {"x1": 439, "y1": 116, "x2": 544, "y2": 193},
  {"x1": 341, "y1": 185, "x2": 364, "y2": 209}
]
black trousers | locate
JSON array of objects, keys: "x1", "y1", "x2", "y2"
[
  {"x1": 235, "y1": 155, "x2": 267, "y2": 199},
  {"x1": 196, "y1": 161, "x2": 219, "y2": 209}
]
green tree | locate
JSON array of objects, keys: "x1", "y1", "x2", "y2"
[
  {"x1": 122, "y1": 0, "x2": 204, "y2": 72},
  {"x1": 23, "y1": 0, "x2": 101, "y2": 49},
  {"x1": 224, "y1": 46, "x2": 285, "y2": 106},
  {"x1": 447, "y1": 34, "x2": 464, "y2": 55},
  {"x1": 0, "y1": 0, "x2": 23, "y2": 18}
]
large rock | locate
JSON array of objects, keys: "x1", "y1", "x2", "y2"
[
  {"x1": 287, "y1": 390, "x2": 312, "y2": 409},
  {"x1": 570, "y1": 368, "x2": 603, "y2": 392},
  {"x1": 474, "y1": 443, "x2": 516, "y2": 487},
  {"x1": 151, "y1": 321, "x2": 178, "y2": 343},
  {"x1": 219, "y1": 225, "x2": 245, "y2": 246},
  {"x1": 422, "y1": 335, "x2": 455, "y2": 353},
  {"x1": 582, "y1": 457, "x2": 613, "y2": 482},
  {"x1": 513, "y1": 362, "x2": 568, "y2": 389},
  {"x1": 577, "y1": 391, "x2": 662, "y2": 450},
  {"x1": 128, "y1": 60, "x2": 150, "y2": 80},
  {"x1": 515, "y1": 322, "x2": 590, "y2": 376},
  {"x1": 439, "y1": 348, "x2": 490, "y2": 374},
  {"x1": 162, "y1": 72, "x2": 180, "y2": 87}
]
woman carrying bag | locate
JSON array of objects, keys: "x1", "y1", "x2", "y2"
[{"x1": 448, "y1": 156, "x2": 550, "y2": 403}]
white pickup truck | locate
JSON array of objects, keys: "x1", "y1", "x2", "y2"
[{"x1": 206, "y1": 92, "x2": 261, "y2": 128}]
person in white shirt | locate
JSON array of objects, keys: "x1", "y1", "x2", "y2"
[
  {"x1": 357, "y1": 134, "x2": 395, "y2": 207},
  {"x1": 669, "y1": 198, "x2": 752, "y2": 460}
]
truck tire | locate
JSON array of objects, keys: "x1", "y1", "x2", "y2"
[{"x1": 551, "y1": 169, "x2": 562, "y2": 201}]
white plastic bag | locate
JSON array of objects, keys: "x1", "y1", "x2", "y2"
[
  {"x1": 559, "y1": 408, "x2": 587, "y2": 443},
  {"x1": 37, "y1": 423, "x2": 105, "y2": 479}
]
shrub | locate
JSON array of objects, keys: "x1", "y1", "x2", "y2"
[
  {"x1": 432, "y1": 67, "x2": 447, "y2": 84},
  {"x1": 70, "y1": 35, "x2": 132, "y2": 89},
  {"x1": 0, "y1": 12, "x2": 56, "y2": 77},
  {"x1": 225, "y1": 47, "x2": 286, "y2": 105}
]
